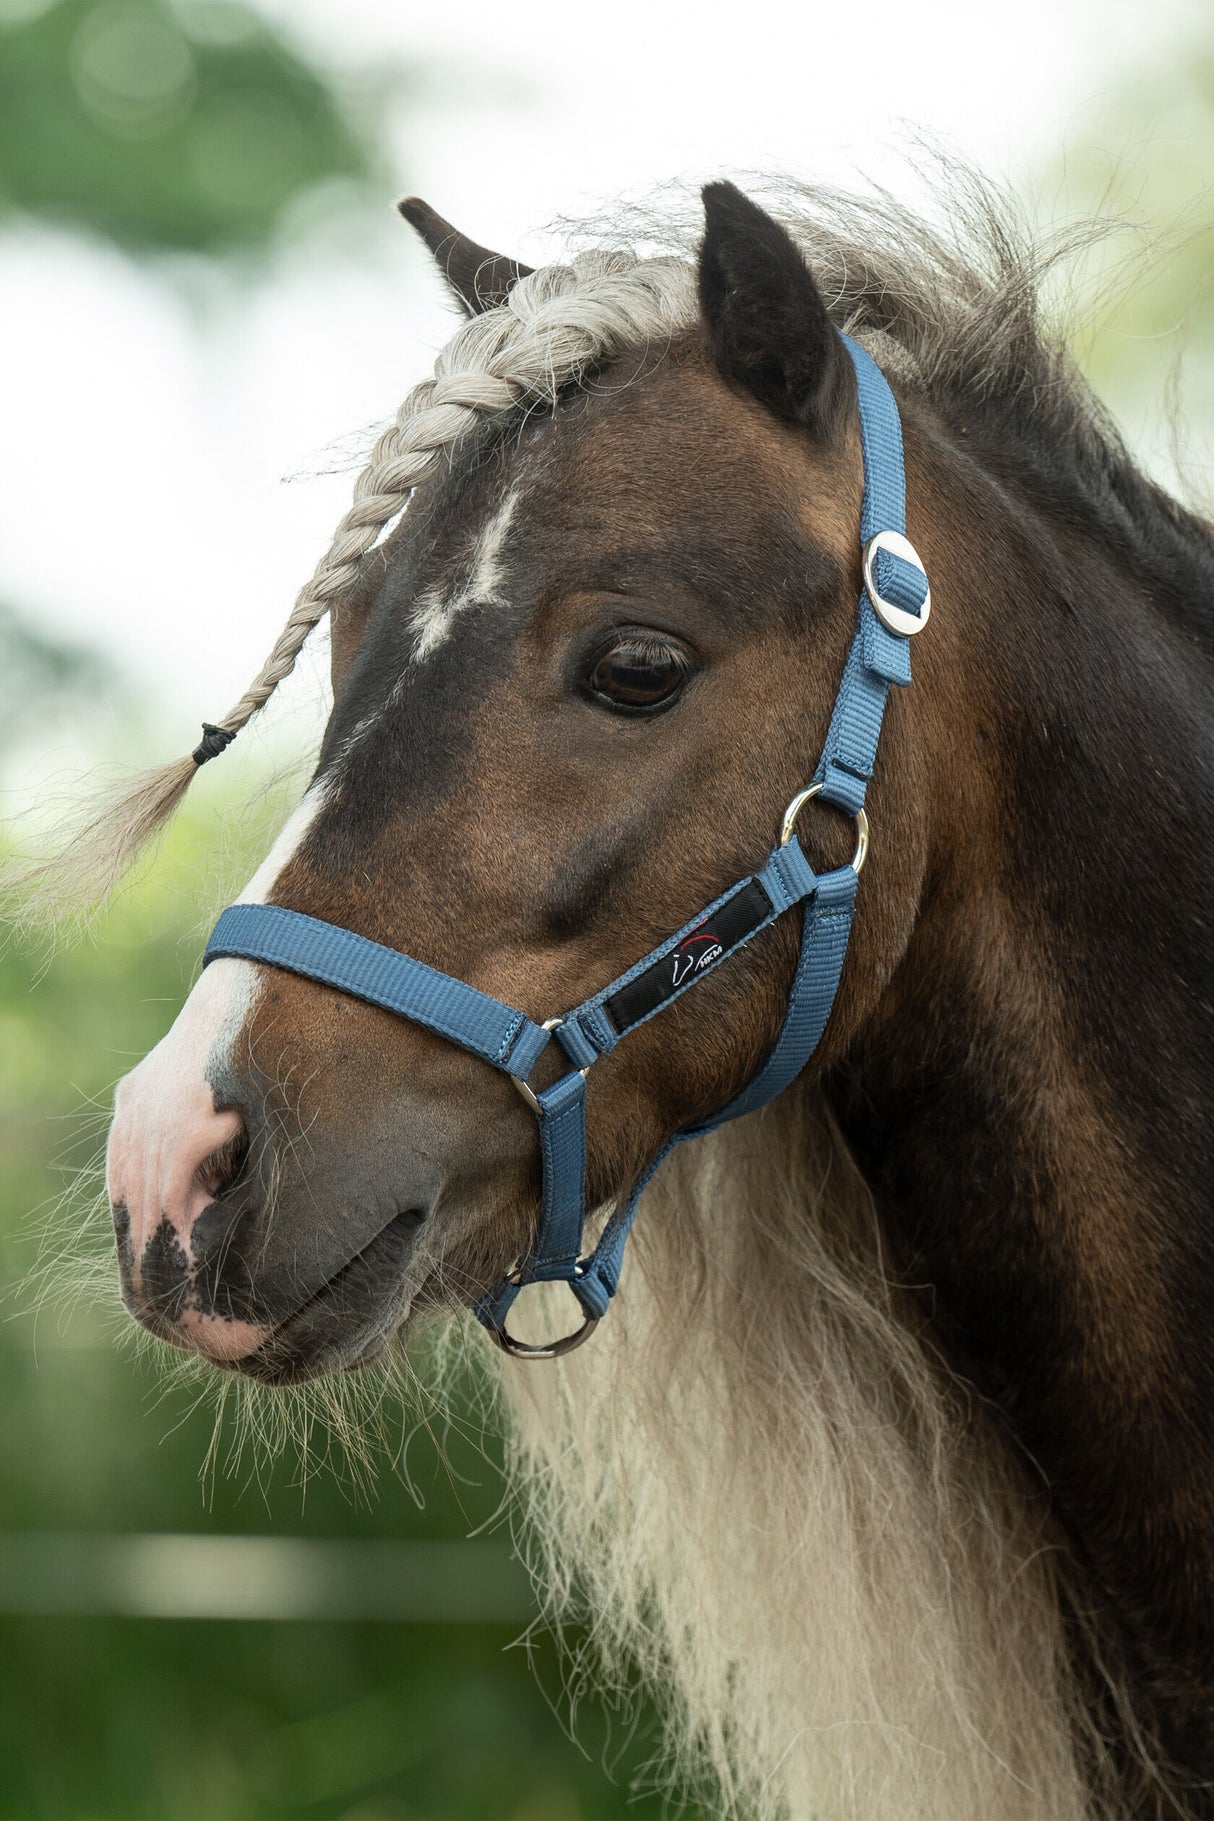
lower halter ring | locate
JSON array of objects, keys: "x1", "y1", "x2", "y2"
[
  {"x1": 485, "y1": 1307, "x2": 601, "y2": 1360},
  {"x1": 484, "y1": 1266, "x2": 601, "y2": 1360}
]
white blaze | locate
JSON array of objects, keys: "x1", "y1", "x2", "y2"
[
  {"x1": 238, "y1": 785, "x2": 329, "y2": 907},
  {"x1": 410, "y1": 485, "x2": 522, "y2": 659},
  {"x1": 106, "y1": 784, "x2": 329, "y2": 1249}
]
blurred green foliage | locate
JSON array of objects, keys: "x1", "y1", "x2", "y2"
[
  {"x1": 0, "y1": 0, "x2": 386, "y2": 256},
  {"x1": 1, "y1": 803, "x2": 702, "y2": 1820}
]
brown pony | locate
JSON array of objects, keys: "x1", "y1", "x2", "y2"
[{"x1": 25, "y1": 175, "x2": 1214, "y2": 1817}]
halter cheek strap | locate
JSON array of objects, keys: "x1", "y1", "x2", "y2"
[{"x1": 203, "y1": 334, "x2": 930, "y2": 1359}]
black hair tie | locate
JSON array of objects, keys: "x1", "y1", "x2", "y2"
[{"x1": 192, "y1": 722, "x2": 237, "y2": 766}]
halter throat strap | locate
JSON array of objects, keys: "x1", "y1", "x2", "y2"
[{"x1": 203, "y1": 333, "x2": 929, "y2": 1359}]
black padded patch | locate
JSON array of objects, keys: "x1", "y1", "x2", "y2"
[{"x1": 604, "y1": 879, "x2": 773, "y2": 1035}]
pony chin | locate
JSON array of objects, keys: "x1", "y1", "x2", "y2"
[{"x1": 492, "y1": 1087, "x2": 1136, "y2": 1821}]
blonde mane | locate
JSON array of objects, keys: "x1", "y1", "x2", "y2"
[{"x1": 495, "y1": 1088, "x2": 1157, "y2": 1820}]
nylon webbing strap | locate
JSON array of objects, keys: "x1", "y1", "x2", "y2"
[
  {"x1": 813, "y1": 335, "x2": 926, "y2": 817},
  {"x1": 206, "y1": 904, "x2": 551, "y2": 1081},
  {"x1": 690, "y1": 863, "x2": 859, "y2": 1132},
  {"x1": 529, "y1": 1071, "x2": 588, "y2": 1275},
  {"x1": 200, "y1": 331, "x2": 926, "y2": 1354}
]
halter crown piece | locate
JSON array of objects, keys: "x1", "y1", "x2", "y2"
[{"x1": 204, "y1": 335, "x2": 930, "y2": 1359}]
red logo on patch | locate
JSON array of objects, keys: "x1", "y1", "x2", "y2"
[{"x1": 670, "y1": 928, "x2": 724, "y2": 989}]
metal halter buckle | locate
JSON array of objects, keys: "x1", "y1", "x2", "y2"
[
  {"x1": 510, "y1": 1016, "x2": 588, "y2": 1114},
  {"x1": 486, "y1": 1273, "x2": 601, "y2": 1360},
  {"x1": 862, "y1": 529, "x2": 931, "y2": 637},
  {"x1": 780, "y1": 783, "x2": 870, "y2": 874}
]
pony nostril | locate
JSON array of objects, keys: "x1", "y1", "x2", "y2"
[{"x1": 195, "y1": 1118, "x2": 249, "y2": 1201}]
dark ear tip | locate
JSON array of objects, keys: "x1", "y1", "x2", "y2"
[
  {"x1": 396, "y1": 196, "x2": 432, "y2": 229},
  {"x1": 698, "y1": 178, "x2": 850, "y2": 440},
  {"x1": 701, "y1": 180, "x2": 763, "y2": 228}
]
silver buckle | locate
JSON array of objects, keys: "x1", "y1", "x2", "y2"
[{"x1": 862, "y1": 530, "x2": 931, "y2": 637}]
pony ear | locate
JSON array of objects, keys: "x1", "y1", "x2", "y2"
[
  {"x1": 397, "y1": 197, "x2": 533, "y2": 316},
  {"x1": 698, "y1": 181, "x2": 852, "y2": 442}
]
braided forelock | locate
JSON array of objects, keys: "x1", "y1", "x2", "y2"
[
  {"x1": 218, "y1": 249, "x2": 697, "y2": 734},
  {"x1": 5, "y1": 249, "x2": 698, "y2": 922}
]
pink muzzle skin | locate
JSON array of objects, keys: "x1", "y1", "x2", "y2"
[{"x1": 107, "y1": 958, "x2": 271, "y2": 1363}]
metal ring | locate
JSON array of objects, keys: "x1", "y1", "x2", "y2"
[
  {"x1": 485, "y1": 1276, "x2": 601, "y2": 1360},
  {"x1": 780, "y1": 783, "x2": 870, "y2": 874},
  {"x1": 510, "y1": 1016, "x2": 586, "y2": 1114},
  {"x1": 862, "y1": 529, "x2": 931, "y2": 637}
]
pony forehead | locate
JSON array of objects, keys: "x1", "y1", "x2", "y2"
[
  {"x1": 348, "y1": 250, "x2": 701, "y2": 650},
  {"x1": 408, "y1": 483, "x2": 523, "y2": 662}
]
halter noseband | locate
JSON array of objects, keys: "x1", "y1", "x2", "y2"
[{"x1": 203, "y1": 335, "x2": 930, "y2": 1359}]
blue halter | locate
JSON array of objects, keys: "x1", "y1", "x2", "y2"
[{"x1": 203, "y1": 335, "x2": 929, "y2": 1358}]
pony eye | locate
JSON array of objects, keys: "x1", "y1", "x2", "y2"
[{"x1": 586, "y1": 636, "x2": 691, "y2": 712}]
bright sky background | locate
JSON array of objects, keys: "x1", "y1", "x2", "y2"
[{"x1": 2, "y1": 0, "x2": 1207, "y2": 781}]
